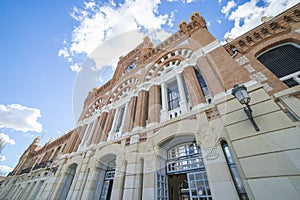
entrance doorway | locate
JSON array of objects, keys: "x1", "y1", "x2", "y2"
[
  {"x1": 157, "y1": 141, "x2": 212, "y2": 200},
  {"x1": 100, "y1": 160, "x2": 116, "y2": 200},
  {"x1": 167, "y1": 170, "x2": 211, "y2": 200}
]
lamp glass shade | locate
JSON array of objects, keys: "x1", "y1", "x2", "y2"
[{"x1": 232, "y1": 85, "x2": 251, "y2": 105}]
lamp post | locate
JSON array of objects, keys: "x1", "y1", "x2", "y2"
[{"x1": 231, "y1": 84, "x2": 260, "y2": 131}]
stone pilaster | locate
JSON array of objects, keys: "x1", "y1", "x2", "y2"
[
  {"x1": 160, "y1": 82, "x2": 169, "y2": 122},
  {"x1": 122, "y1": 159, "x2": 144, "y2": 200},
  {"x1": 183, "y1": 66, "x2": 206, "y2": 106},
  {"x1": 148, "y1": 85, "x2": 161, "y2": 124},
  {"x1": 123, "y1": 96, "x2": 137, "y2": 132},
  {"x1": 134, "y1": 90, "x2": 148, "y2": 128}
]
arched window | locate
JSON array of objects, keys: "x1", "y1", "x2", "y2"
[
  {"x1": 257, "y1": 43, "x2": 300, "y2": 87},
  {"x1": 125, "y1": 61, "x2": 136, "y2": 73},
  {"x1": 58, "y1": 163, "x2": 77, "y2": 200},
  {"x1": 221, "y1": 141, "x2": 248, "y2": 200}
]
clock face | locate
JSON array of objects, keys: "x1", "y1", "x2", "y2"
[{"x1": 125, "y1": 61, "x2": 136, "y2": 73}]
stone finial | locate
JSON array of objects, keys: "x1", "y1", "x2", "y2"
[
  {"x1": 178, "y1": 20, "x2": 190, "y2": 36},
  {"x1": 143, "y1": 36, "x2": 154, "y2": 48},
  {"x1": 33, "y1": 136, "x2": 40, "y2": 145},
  {"x1": 190, "y1": 12, "x2": 207, "y2": 29}
]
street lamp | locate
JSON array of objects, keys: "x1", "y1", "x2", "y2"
[{"x1": 232, "y1": 84, "x2": 260, "y2": 131}]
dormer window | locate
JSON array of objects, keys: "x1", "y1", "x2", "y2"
[{"x1": 125, "y1": 61, "x2": 136, "y2": 73}]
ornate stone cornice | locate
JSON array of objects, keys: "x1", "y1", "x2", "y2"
[{"x1": 224, "y1": 3, "x2": 300, "y2": 55}]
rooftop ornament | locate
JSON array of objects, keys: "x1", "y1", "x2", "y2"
[{"x1": 232, "y1": 84, "x2": 260, "y2": 131}]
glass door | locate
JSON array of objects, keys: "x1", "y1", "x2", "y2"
[
  {"x1": 156, "y1": 172, "x2": 168, "y2": 200},
  {"x1": 187, "y1": 171, "x2": 212, "y2": 200}
]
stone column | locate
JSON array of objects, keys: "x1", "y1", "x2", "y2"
[
  {"x1": 134, "y1": 90, "x2": 148, "y2": 129},
  {"x1": 160, "y1": 83, "x2": 169, "y2": 122},
  {"x1": 176, "y1": 73, "x2": 188, "y2": 112},
  {"x1": 102, "y1": 109, "x2": 116, "y2": 141},
  {"x1": 123, "y1": 96, "x2": 137, "y2": 133},
  {"x1": 183, "y1": 66, "x2": 206, "y2": 106},
  {"x1": 148, "y1": 85, "x2": 161, "y2": 125}
]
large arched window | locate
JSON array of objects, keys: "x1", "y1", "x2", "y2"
[{"x1": 257, "y1": 43, "x2": 300, "y2": 87}]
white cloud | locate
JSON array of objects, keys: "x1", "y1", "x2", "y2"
[
  {"x1": 70, "y1": 63, "x2": 82, "y2": 73},
  {"x1": 0, "y1": 104, "x2": 42, "y2": 133},
  {"x1": 218, "y1": 0, "x2": 222, "y2": 3},
  {"x1": 0, "y1": 165, "x2": 13, "y2": 176},
  {"x1": 0, "y1": 133, "x2": 16, "y2": 145},
  {"x1": 58, "y1": 47, "x2": 70, "y2": 58},
  {"x1": 167, "y1": 0, "x2": 198, "y2": 3},
  {"x1": 216, "y1": 19, "x2": 222, "y2": 24},
  {"x1": 60, "y1": 0, "x2": 176, "y2": 73},
  {"x1": 167, "y1": 11, "x2": 176, "y2": 27},
  {"x1": 224, "y1": 0, "x2": 299, "y2": 39},
  {"x1": 69, "y1": 0, "x2": 168, "y2": 55},
  {"x1": 221, "y1": 0, "x2": 237, "y2": 17},
  {"x1": 186, "y1": 0, "x2": 198, "y2": 3}
]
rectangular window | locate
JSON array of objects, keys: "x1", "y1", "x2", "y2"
[
  {"x1": 167, "y1": 81, "x2": 180, "y2": 111},
  {"x1": 115, "y1": 106, "x2": 125, "y2": 132}
]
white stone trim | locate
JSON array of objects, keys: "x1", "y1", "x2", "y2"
[{"x1": 77, "y1": 39, "x2": 221, "y2": 125}]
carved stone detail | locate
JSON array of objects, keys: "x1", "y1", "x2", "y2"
[
  {"x1": 244, "y1": 64, "x2": 255, "y2": 73},
  {"x1": 235, "y1": 55, "x2": 250, "y2": 65},
  {"x1": 250, "y1": 71, "x2": 268, "y2": 82}
]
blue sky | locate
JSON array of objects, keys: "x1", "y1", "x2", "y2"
[{"x1": 0, "y1": 0, "x2": 298, "y2": 175}]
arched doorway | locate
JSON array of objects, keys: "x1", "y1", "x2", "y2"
[
  {"x1": 99, "y1": 159, "x2": 116, "y2": 200},
  {"x1": 157, "y1": 137, "x2": 212, "y2": 200},
  {"x1": 92, "y1": 155, "x2": 116, "y2": 200}
]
